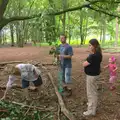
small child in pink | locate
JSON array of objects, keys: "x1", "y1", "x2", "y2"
[{"x1": 104, "y1": 56, "x2": 117, "y2": 90}]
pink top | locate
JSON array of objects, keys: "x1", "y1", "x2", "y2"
[{"x1": 108, "y1": 63, "x2": 117, "y2": 76}]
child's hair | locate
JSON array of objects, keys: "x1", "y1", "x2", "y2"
[
  {"x1": 4, "y1": 64, "x2": 20, "y2": 75},
  {"x1": 110, "y1": 56, "x2": 116, "y2": 62}
]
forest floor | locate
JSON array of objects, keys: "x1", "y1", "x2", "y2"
[{"x1": 0, "y1": 45, "x2": 120, "y2": 120}]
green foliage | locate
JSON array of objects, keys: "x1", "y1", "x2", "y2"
[
  {"x1": 0, "y1": 101, "x2": 53, "y2": 120},
  {"x1": 1, "y1": 0, "x2": 120, "y2": 46}
]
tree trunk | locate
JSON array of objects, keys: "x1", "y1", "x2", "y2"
[
  {"x1": 10, "y1": 24, "x2": 14, "y2": 46},
  {"x1": 102, "y1": 20, "x2": 106, "y2": 44},
  {"x1": 99, "y1": 26, "x2": 103, "y2": 42},
  {"x1": 83, "y1": 16, "x2": 88, "y2": 44},
  {"x1": 0, "y1": 31, "x2": 2, "y2": 45},
  {"x1": 79, "y1": 11, "x2": 84, "y2": 45},
  {"x1": 0, "y1": 0, "x2": 9, "y2": 21},
  {"x1": 68, "y1": 12, "x2": 71, "y2": 44},
  {"x1": 115, "y1": 17, "x2": 118, "y2": 46},
  {"x1": 61, "y1": 0, "x2": 67, "y2": 34}
]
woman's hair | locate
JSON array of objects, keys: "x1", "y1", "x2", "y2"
[
  {"x1": 4, "y1": 64, "x2": 20, "y2": 75},
  {"x1": 89, "y1": 39, "x2": 102, "y2": 54}
]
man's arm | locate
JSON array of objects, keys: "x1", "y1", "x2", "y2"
[
  {"x1": 1, "y1": 75, "x2": 16, "y2": 100},
  {"x1": 59, "y1": 54, "x2": 72, "y2": 59},
  {"x1": 1, "y1": 87, "x2": 11, "y2": 100}
]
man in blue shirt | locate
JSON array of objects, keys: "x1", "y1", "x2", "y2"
[{"x1": 58, "y1": 34, "x2": 73, "y2": 93}]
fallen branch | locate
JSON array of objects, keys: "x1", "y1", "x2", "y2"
[
  {"x1": 48, "y1": 72, "x2": 76, "y2": 120},
  {"x1": 57, "y1": 105, "x2": 61, "y2": 120},
  {"x1": 0, "y1": 67, "x2": 4, "y2": 69},
  {"x1": 10, "y1": 101, "x2": 53, "y2": 112},
  {"x1": 24, "y1": 101, "x2": 34, "y2": 116},
  {"x1": 0, "y1": 61, "x2": 23, "y2": 65},
  {"x1": 116, "y1": 92, "x2": 120, "y2": 95},
  {"x1": 42, "y1": 63, "x2": 54, "y2": 66},
  {"x1": 41, "y1": 113, "x2": 51, "y2": 120},
  {"x1": 0, "y1": 85, "x2": 22, "y2": 89},
  {"x1": 0, "y1": 109, "x2": 8, "y2": 112}
]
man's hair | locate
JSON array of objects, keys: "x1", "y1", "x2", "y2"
[
  {"x1": 60, "y1": 34, "x2": 67, "y2": 39},
  {"x1": 4, "y1": 64, "x2": 20, "y2": 75}
]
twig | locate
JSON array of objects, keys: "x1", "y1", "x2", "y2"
[
  {"x1": 0, "y1": 61, "x2": 23, "y2": 65},
  {"x1": 24, "y1": 101, "x2": 34, "y2": 116},
  {"x1": 0, "y1": 82, "x2": 5, "y2": 87},
  {"x1": 0, "y1": 82, "x2": 6, "y2": 92},
  {"x1": 10, "y1": 101, "x2": 53, "y2": 111},
  {"x1": 0, "y1": 109, "x2": 8, "y2": 112},
  {"x1": 41, "y1": 113, "x2": 51, "y2": 120},
  {"x1": 58, "y1": 105, "x2": 61, "y2": 120},
  {"x1": 0, "y1": 67, "x2": 4, "y2": 69},
  {"x1": 0, "y1": 85, "x2": 22, "y2": 90},
  {"x1": 116, "y1": 92, "x2": 120, "y2": 95},
  {"x1": 48, "y1": 72, "x2": 76, "y2": 120},
  {"x1": 42, "y1": 63, "x2": 54, "y2": 66}
]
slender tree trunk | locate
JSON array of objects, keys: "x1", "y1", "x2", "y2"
[
  {"x1": 68, "y1": 12, "x2": 71, "y2": 44},
  {"x1": 10, "y1": 24, "x2": 14, "y2": 46},
  {"x1": 62, "y1": 13, "x2": 66, "y2": 34},
  {"x1": 15, "y1": 22, "x2": 19, "y2": 46},
  {"x1": 61, "y1": 0, "x2": 67, "y2": 34},
  {"x1": 102, "y1": 21, "x2": 106, "y2": 44},
  {"x1": 99, "y1": 26, "x2": 103, "y2": 42},
  {"x1": 2, "y1": 31, "x2": 6, "y2": 44},
  {"x1": 0, "y1": 29, "x2": 3, "y2": 44},
  {"x1": 115, "y1": 17, "x2": 118, "y2": 46},
  {"x1": 16, "y1": 1, "x2": 24, "y2": 47},
  {"x1": 83, "y1": 16, "x2": 88, "y2": 44},
  {"x1": 79, "y1": 11, "x2": 84, "y2": 45}
]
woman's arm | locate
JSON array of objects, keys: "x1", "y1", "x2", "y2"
[{"x1": 83, "y1": 61, "x2": 90, "y2": 67}]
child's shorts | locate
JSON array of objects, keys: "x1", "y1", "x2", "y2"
[
  {"x1": 109, "y1": 76, "x2": 117, "y2": 84},
  {"x1": 22, "y1": 75, "x2": 43, "y2": 89}
]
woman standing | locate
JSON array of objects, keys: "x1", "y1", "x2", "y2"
[{"x1": 83, "y1": 39, "x2": 102, "y2": 116}]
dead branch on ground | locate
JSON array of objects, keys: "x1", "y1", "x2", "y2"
[{"x1": 48, "y1": 72, "x2": 76, "y2": 120}]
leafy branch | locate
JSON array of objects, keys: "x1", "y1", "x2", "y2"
[{"x1": 0, "y1": 101, "x2": 53, "y2": 120}]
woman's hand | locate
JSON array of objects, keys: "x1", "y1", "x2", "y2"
[{"x1": 83, "y1": 61, "x2": 90, "y2": 67}]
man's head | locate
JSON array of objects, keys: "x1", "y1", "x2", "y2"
[
  {"x1": 4, "y1": 64, "x2": 20, "y2": 76},
  {"x1": 60, "y1": 34, "x2": 67, "y2": 44}
]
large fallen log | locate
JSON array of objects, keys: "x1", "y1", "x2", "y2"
[{"x1": 47, "y1": 72, "x2": 76, "y2": 120}]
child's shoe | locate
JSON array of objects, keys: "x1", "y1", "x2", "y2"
[{"x1": 110, "y1": 86, "x2": 116, "y2": 91}]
